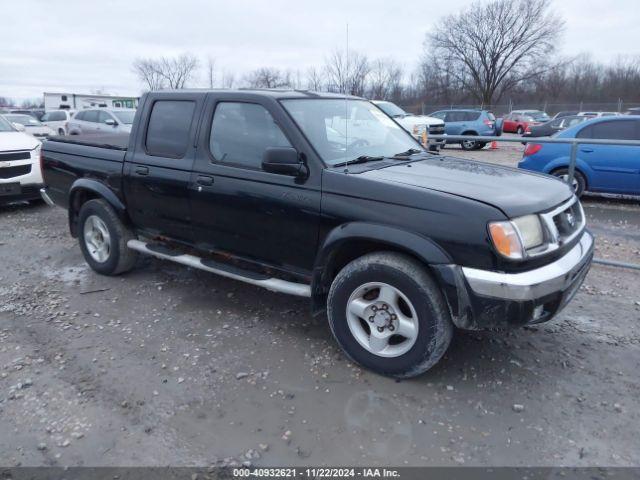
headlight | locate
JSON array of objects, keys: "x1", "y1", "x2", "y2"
[
  {"x1": 512, "y1": 214, "x2": 544, "y2": 249},
  {"x1": 489, "y1": 214, "x2": 544, "y2": 260},
  {"x1": 412, "y1": 124, "x2": 426, "y2": 135}
]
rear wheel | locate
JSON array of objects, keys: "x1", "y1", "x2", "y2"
[
  {"x1": 327, "y1": 252, "x2": 453, "y2": 378},
  {"x1": 78, "y1": 199, "x2": 138, "y2": 275},
  {"x1": 551, "y1": 168, "x2": 587, "y2": 197},
  {"x1": 461, "y1": 134, "x2": 479, "y2": 150},
  {"x1": 474, "y1": 142, "x2": 487, "y2": 150},
  {"x1": 516, "y1": 126, "x2": 524, "y2": 134}
]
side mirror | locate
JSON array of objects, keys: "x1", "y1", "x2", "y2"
[
  {"x1": 104, "y1": 118, "x2": 117, "y2": 126},
  {"x1": 12, "y1": 122, "x2": 26, "y2": 132},
  {"x1": 262, "y1": 147, "x2": 305, "y2": 176}
]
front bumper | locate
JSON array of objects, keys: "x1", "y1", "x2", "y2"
[
  {"x1": 434, "y1": 231, "x2": 594, "y2": 329},
  {"x1": 0, "y1": 183, "x2": 45, "y2": 204}
]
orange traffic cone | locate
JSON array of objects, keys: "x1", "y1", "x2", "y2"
[{"x1": 490, "y1": 140, "x2": 498, "y2": 150}]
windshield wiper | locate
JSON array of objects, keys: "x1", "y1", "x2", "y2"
[
  {"x1": 393, "y1": 148, "x2": 424, "y2": 157},
  {"x1": 334, "y1": 155, "x2": 385, "y2": 167}
]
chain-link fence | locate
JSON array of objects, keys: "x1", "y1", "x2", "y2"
[{"x1": 401, "y1": 101, "x2": 640, "y2": 116}]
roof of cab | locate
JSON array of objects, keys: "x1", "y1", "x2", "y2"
[{"x1": 146, "y1": 88, "x2": 363, "y2": 101}]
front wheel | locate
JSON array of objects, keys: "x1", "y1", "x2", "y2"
[
  {"x1": 327, "y1": 252, "x2": 453, "y2": 378},
  {"x1": 78, "y1": 199, "x2": 138, "y2": 275},
  {"x1": 551, "y1": 168, "x2": 587, "y2": 197},
  {"x1": 517, "y1": 126, "x2": 524, "y2": 135}
]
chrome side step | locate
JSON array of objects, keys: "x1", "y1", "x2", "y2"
[{"x1": 127, "y1": 239, "x2": 311, "y2": 297}]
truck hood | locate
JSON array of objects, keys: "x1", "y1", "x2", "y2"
[
  {"x1": 395, "y1": 114, "x2": 443, "y2": 128},
  {"x1": 0, "y1": 131, "x2": 40, "y2": 151},
  {"x1": 361, "y1": 156, "x2": 573, "y2": 218}
]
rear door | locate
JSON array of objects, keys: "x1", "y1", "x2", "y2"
[
  {"x1": 81, "y1": 110, "x2": 100, "y2": 133},
  {"x1": 188, "y1": 94, "x2": 321, "y2": 276},
  {"x1": 123, "y1": 93, "x2": 204, "y2": 242},
  {"x1": 576, "y1": 119, "x2": 640, "y2": 194}
]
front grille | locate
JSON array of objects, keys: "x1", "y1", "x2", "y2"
[
  {"x1": 527, "y1": 197, "x2": 585, "y2": 258},
  {"x1": 428, "y1": 124, "x2": 445, "y2": 135},
  {"x1": 552, "y1": 200, "x2": 584, "y2": 240},
  {"x1": 0, "y1": 165, "x2": 31, "y2": 179},
  {"x1": 0, "y1": 151, "x2": 30, "y2": 161}
]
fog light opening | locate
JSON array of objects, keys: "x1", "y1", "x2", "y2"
[{"x1": 533, "y1": 305, "x2": 545, "y2": 321}]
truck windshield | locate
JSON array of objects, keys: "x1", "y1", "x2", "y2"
[
  {"x1": 0, "y1": 115, "x2": 16, "y2": 132},
  {"x1": 375, "y1": 102, "x2": 407, "y2": 118},
  {"x1": 282, "y1": 99, "x2": 421, "y2": 166}
]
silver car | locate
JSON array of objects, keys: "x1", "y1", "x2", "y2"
[{"x1": 67, "y1": 108, "x2": 135, "y2": 135}]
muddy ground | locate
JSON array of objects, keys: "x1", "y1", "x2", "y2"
[{"x1": 0, "y1": 144, "x2": 639, "y2": 467}]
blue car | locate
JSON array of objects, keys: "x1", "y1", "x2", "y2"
[
  {"x1": 429, "y1": 109, "x2": 502, "y2": 150},
  {"x1": 519, "y1": 116, "x2": 640, "y2": 197}
]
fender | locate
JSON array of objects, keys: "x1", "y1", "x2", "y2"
[
  {"x1": 68, "y1": 178, "x2": 127, "y2": 236},
  {"x1": 310, "y1": 222, "x2": 452, "y2": 314}
]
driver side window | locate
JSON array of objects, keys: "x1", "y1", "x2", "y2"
[{"x1": 209, "y1": 102, "x2": 291, "y2": 170}]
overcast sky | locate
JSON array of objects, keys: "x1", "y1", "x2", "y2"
[{"x1": 2, "y1": 0, "x2": 638, "y2": 102}]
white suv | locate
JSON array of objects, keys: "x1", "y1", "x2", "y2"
[
  {"x1": 0, "y1": 115, "x2": 44, "y2": 204},
  {"x1": 41, "y1": 109, "x2": 75, "y2": 136}
]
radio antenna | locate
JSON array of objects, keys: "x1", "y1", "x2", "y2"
[{"x1": 344, "y1": 23, "x2": 350, "y2": 173}]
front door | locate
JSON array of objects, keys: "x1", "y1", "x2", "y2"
[
  {"x1": 124, "y1": 95, "x2": 204, "y2": 242},
  {"x1": 576, "y1": 119, "x2": 640, "y2": 194},
  {"x1": 189, "y1": 96, "x2": 321, "y2": 277}
]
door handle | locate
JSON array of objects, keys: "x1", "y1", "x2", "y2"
[
  {"x1": 580, "y1": 148, "x2": 594, "y2": 153},
  {"x1": 196, "y1": 175, "x2": 214, "y2": 186},
  {"x1": 135, "y1": 166, "x2": 149, "y2": 175}
]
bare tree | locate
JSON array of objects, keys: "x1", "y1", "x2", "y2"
[
  {"x1": 368, "y1": 58, "x2": 402, "y2": 100},
  {"x1": 206, "y1": 56, "x2": 216, "y2": 88},
  {"x1": 306, "y1": 67, "x2": 325, "y2": 91},
  {"x1": 324, "y1": 49, "x2": 370, "y2": 96},
  {"x1": 132, "y1": 58, "x2": 166, "y2": 91},
  {"x1": 221, "y1": 70, "x2": 235, "y2": 89},
  {"x1": 156, "y1": 54, "x2": 199, "y2": 89},
  {"x1": 132, "y1": 54, "x2": 199, "y2": 90},
  {"x1": 427, "y1": 0, "x2": 564, "y2": 105},
  {"x1": 0, "y1": 96, "x2": 14, "y2": 107},
  {"x1": 245, "y1": 67, "x2": 291, "y2": 88}
]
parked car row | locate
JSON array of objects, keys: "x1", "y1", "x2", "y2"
[
  {"x1": 519, "y1": 116, "x2": 640, "y2": 197},
  {"x1": 1, "y1": 107, "x2": 136, "y2": 138}
]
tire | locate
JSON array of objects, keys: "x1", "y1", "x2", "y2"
[
  {"x1": 516, "y1": 126, "x2": 524, "y2": 135},
  {"x1": 551, "y1": 168, "x2": 587, "y2": 197},
  {"x1": 327, "y1": 252, "x2": 453, "y2": 378},
  {"x1": 58, "y1": 128, "x2": 65, "y2": 136},
  {"x1": 77, "y1": 199, "x2": 138, "y2": 275},
  {"x1": 460, "y1": 135, "x2": 479, "y2": 150},
  {"x1": 474, "y1": 142, "x2": 487, "y2": 150}
]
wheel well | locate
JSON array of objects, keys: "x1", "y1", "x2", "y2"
[
  {"x1": 461, "y1": 130, "x2": 478, "y2": 136},
  {"x1": 549, "y1": 166, "x2": 588, "y2": 189},
  {"x1": 312, "y1": 239, "x2": 434, "y2": 316},
  {"x1": 68, "y1": 188, "x2": 101, "y2": 237}
]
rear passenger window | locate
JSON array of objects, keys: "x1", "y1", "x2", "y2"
[
  {"x1": 209, "y1": 102, "x2": 291, "y2": 170},
  {"x1": 84, "y1": 110, "x2": 99, "y2": 122},
  {"x1": 145, "y1": 100, "x2": 196, "y2": 158},
  {"x1": 579, "y1": 120, "x2": 638, "y2": 140},
  {"x1": 74, "y1": 111, "x2": 85, "y2": 121}
]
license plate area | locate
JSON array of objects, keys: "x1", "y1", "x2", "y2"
[{"x1": 0, "y1": 183, "x2": 21, "y2": 196}]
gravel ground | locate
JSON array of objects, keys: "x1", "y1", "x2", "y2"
[{"x1": 1, "y1": 149, "x2": 639, "y2": 467}]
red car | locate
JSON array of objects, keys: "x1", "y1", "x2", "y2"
[{"x1": 502, "y1": 110, "x2": 550, "y2": 134}]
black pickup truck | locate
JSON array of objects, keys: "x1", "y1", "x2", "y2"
[{"x1": 40, "y1": 90, "x2": 593, "y2": 378}]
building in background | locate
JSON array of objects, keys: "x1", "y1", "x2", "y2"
[{"x1": 43, "y1": 92, "x2": 139, "y2": 111}]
